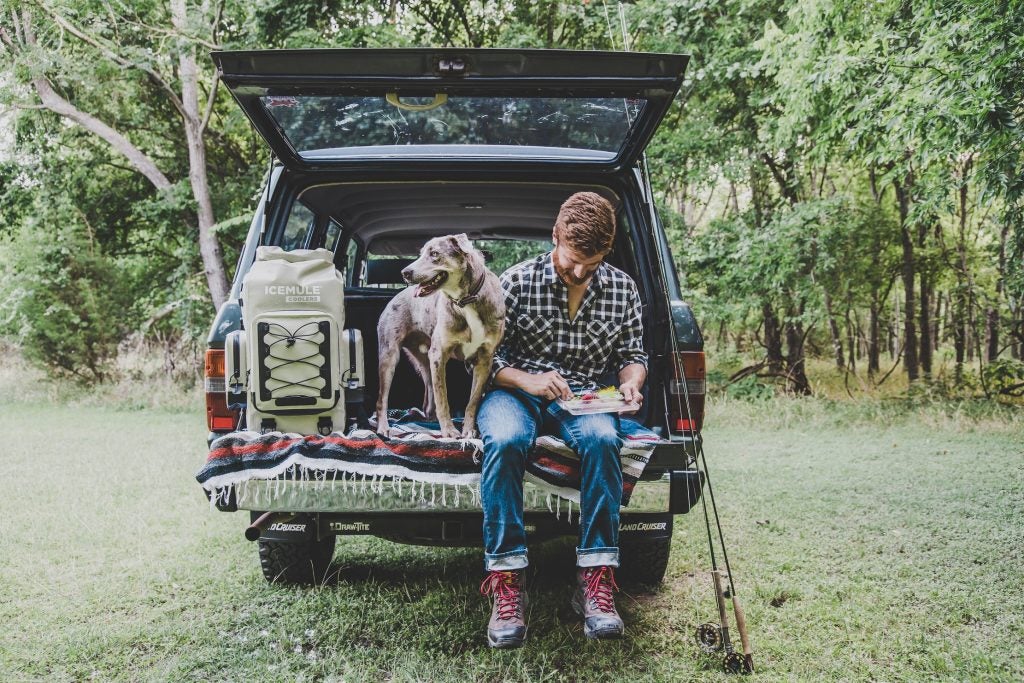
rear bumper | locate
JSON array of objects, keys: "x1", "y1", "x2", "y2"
[{"x1": 244, "y1": 468, "x2": 703, "y2": 547}]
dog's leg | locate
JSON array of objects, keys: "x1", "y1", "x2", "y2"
[
  {"x1": 376, "y1": 336, "x2": 401, "y2": 438},
  {"x1": 460, "y1": 350, "x2": 493, "y2": 439},
  {"x1": 402, "y1": 347, "x2": 435, "y2": 419},
  {"x1": 428, "y1": 342, "x2": 460, "y2": 439}
]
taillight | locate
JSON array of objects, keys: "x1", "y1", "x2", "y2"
[
  {"x1": 205, "y1": 349, "x2": 239, "y2": 431},
  {"x1": 668, "y1": 351, "x2": 706, "y2": 435}
]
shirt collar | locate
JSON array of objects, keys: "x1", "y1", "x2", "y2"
[{"x1": 540, "y1": 250, "x2": 610, "y2": 290}]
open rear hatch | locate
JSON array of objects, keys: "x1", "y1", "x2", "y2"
[{"x1": 213, "y1": 48, "x2": 688, "y2": 172}]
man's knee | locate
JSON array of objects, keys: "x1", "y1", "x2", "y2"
[
  {"x1": 482, "y1": 430, "x2": 533, "y2": 459},
  {"x1": 479, "y1": 391, "x2": 536, "y2": 455},
  {"x1": 576, "y1": 419, "x2": 621, "y2": 454}
]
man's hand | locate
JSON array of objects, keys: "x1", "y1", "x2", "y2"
[
  {"x1": 519, "y1": 370, "x2": 573, "y2": 401},
  {"x1": 618, "y1": 363, "x2": 646, "y2": 415}
]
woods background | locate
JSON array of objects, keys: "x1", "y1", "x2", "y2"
[{"x1": 1, "y1": 0, "x2": 1021, "y2": 400}]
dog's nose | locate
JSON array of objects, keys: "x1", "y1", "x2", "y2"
[{"x1": 401, "y1": 267, "x2": 413, "y2": 283}]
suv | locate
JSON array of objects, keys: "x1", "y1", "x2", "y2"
[{"x1": 202, "y1": 48, "x2": 707, "y2": 586}]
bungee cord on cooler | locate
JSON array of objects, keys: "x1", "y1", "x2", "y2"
[{"x1": 261, "y1": 320, "x2": 330, "y2": 397}]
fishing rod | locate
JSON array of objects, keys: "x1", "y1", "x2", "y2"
[
  {"x1": 655, "y1": 192, "x2": 755, "y2": 675},
  {"x1": 603, "y1": 1, "x2": 754, "y2": 673},
  {"x1": 639, "y1": 113, "x2": 755, "y2": 680}
]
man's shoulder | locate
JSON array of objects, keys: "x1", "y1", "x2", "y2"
[
  {"x1": 499, "y1": 253, "x2": 547, "y2": 283},
  {"x1": 600, "y1": 262, "x2": 638, "y2": 291}
]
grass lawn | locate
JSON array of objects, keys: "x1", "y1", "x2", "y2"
[{"x1": 0, "y1": 397, "x2": 1021, "y2": 682}]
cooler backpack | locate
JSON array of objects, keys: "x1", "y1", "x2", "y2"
[{"x1": 227, "y1": 246, "x2": 348, "y2": 435}]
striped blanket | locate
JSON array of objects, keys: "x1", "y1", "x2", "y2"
[{"x1": 196, "y1": 414, "x2": 665, "y2": 509}]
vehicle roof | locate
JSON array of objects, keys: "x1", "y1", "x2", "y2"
[{"x1": 297, "y1": 180, "x2": 620, "y2": 251}]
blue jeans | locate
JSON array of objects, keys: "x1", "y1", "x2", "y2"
[{"x1": 478, "y1": 388, "x2": 623, "y2": 571}]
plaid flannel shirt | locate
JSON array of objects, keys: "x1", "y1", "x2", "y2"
[{"x1": 490, "y1": 252, "x2": 648, "y2": 392}]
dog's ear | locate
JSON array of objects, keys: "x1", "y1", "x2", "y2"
[{"x1": 449, "y1": 233, "x2": 474, "y2": 255}]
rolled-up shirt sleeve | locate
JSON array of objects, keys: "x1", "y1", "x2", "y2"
[
  {"x1": 489, "y1": 272, "x2": 520, "y2": 384},
  {"x1": 615, "y1": 279, "x2": 648, "y2": 372}
]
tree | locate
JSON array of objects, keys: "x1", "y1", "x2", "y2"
[{"x1": 0, "y1": 0, "x2": 229, "y2": 307}]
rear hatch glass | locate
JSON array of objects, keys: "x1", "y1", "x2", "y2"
[
  {"x1": 214, "y1": 48, "x2": 688, "y2": 171},
  {"x1": 263, "y1": 94, "x2": 644, "y2": 162}
]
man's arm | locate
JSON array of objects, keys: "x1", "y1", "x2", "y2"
[
  {"x1": 493, "y1": 367, "x2": 573, "y2": 400},
  {"x1": 488, "y1": 272, "x2": 519, "y2": 384},
  {"x1": 618, "y1": 362, "x2": 647, "y2": 411},
  {"x1": 616, "y1": 279, "x2": 648, "y2": 412}
]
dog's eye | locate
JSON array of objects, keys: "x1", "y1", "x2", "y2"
[{"x1": 429, "y1": 251, "x2": 439, "y2": 259}]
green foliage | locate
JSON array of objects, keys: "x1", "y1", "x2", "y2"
[
  {"x1": 1, "y1": 0, "x2": 1021, "y2": 392},
  {"x1": 982, "y1": 358, "x2": 1024, "y2": 398},
  {"x1": 0, "y1": 224, "x2": 131, "y2": 384},
  {"x1": 725, "y1": 374, "x2": 775, "y2": 401}
]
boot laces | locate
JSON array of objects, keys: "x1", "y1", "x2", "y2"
[
  {"x1": 583, "y1": 566, "x2": 619, "y2": 613},
  {"x1": 480, "y1": 571, "x2": 522, "y2": 621}
]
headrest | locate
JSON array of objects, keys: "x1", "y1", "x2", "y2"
[{"x1": 365, "y1": 258, "x2": 416, "y2": 285}]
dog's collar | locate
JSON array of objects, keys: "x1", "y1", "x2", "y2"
[{"x1": 448, "y1": 273, "x2": 486, "y2": 308}]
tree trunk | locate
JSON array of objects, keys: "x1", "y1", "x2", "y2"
[
  {"x1": 823, "y1": 289, "x2": 844, "y2": 369},
  {"x1": 172, "y1": 0, "x2": 230, "y2": 309},
  {"x1": 845, "y1": 305, "x2": 857, "y2": 371},
  {"x1": 868, "y1": 298, "x2": 881, "y2": 376},
  {"x1": 1013, "y1": 306, "x2": 1023, "y2": 359},
  {"x1": 785, "y1": 315, "x2": 811, "y2": 395},
  {"x1": 919, "y1": 274, "x2": 932, "y2": 378},
  {"x1": 30, "y1": 77, "x2": 173, "y2": 190},
  {"x1": 894, "y1": 177, "x2": 919, "y2": 381},
  {"x1": 762, "y1": 301, "x2": 784, "y2": 374},
  {"x1": 953, "y1": 156, "x2": 977, "y2": 376},
  {"x1": 917, "y1": 220, "x2": 932, "y2": 379},
  {"x1": 988, "y1": 221, "x2": 1010, "y2": 361},
  {"x1": 892, "y1": 287, "x2": 900, "y2": 360}
]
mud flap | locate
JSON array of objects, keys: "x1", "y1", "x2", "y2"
[{"x1": 669, "y1": 469, "x2": 706, "y2": 514}]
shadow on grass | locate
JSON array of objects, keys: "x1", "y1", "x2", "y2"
[{"x1": 263, "y1": 536, "x2": 674, "y2": 658}]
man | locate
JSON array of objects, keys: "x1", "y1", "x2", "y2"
[{"x1": 477, "y1": 191, "x2": 647, "y2": 648}]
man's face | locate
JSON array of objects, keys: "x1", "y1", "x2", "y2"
[{"x1": 552, "y1": 240, "x2": 606, "y2": 287}]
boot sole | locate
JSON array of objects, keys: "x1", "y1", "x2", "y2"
[{"x1": 571, "y1": 593, "x2": 624, "y2": 640}]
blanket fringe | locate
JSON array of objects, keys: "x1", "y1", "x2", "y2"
[
  {"x1": 204, "y1": 437, "x2": 642, "y2": 524},
  {"x1": 224, "y1": 471, "x2": 580, "y2": 525}
]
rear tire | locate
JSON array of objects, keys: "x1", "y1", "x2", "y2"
[
  {"x1": 258, "y1": 535, "x2": 337, "y2": 585},
  {"x1": 618, "y1": 536, "x2": 671, "y2": 588}
]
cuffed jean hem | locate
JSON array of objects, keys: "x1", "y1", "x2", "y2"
[
  {"x1": 576, "y1": 548, "x2": 619, "y2": 568},
  {"x1": 485, "y1": 550, "x2": 529, "y2": 572}
]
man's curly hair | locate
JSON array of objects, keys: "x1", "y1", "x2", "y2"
[{"x1": 553, "y1": 192, "x2": 616, "y2": 257}]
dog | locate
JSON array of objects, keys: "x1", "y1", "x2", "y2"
[{"x1": 375, "y1": 234, "x2": 505, "y2": 439}]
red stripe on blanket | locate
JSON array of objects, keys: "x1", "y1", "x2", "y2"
[
  {"x1": 207, "y1": 438, "x2": 299, "y2": 460},
  {"x1": 532, "y1": 457, "x2": 575, "y2": 477},
  {"x1": 208, "y1": 433, "x2": 474, "y2": 462}
]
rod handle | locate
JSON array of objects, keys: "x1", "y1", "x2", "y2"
[{"x1": 732, "y1": 595, "x2": 754, "y2": 673}]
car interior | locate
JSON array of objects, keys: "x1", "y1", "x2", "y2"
[{"x1": 270, "y1": 180, "x2": 652, "y2": 426}]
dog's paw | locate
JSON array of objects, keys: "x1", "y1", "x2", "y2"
[
  {"x1": 460, "y1": 426, "x2": 478, "y2": 439},
  {"x1": 376, "y1": 426, "x2": 391, "y2": 439},
  {"x1": 439, "y1": 425, "x2": 462, "y2": 439}
]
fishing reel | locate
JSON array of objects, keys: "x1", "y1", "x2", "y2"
[
  {"x1": 723, "y1": 651, "x2": 748, "y2": 674},
  {"x1": 695, "y1": 622, "x2": 723, "y2": 652}
]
